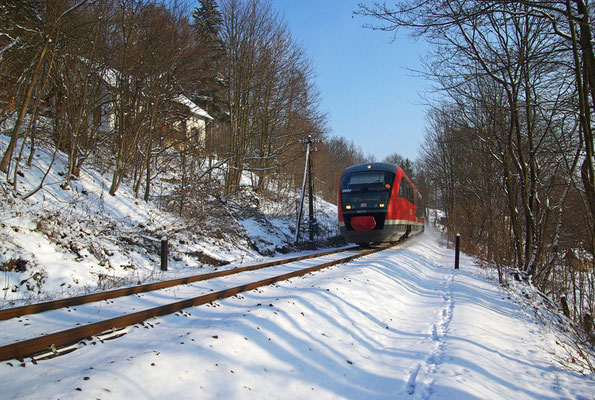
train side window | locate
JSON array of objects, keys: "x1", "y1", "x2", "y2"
[
  {"x1": 416, "y1": 193, "x2": 424, "y2": 218},
  {"x1": 399, "y1": 179, "x2": 414, "y2": 203},
  {"x1": 398, "y1": 179, "x2": 404, "y2": 199}
]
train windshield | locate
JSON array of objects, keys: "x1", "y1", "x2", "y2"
[
  {"x1": 341, "y1": 171, "x2": 394, "y2": 192},
  {"x1": 341, "y1": 171, "x2": 394, "y2": 211}
]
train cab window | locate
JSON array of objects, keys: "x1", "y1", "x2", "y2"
[{"x1": 341, "y1": 171, "x2": 393, "y2": 192}]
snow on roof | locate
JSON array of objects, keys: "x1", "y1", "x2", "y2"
[
  {"x1": 99, "y1": 65, "x2": 213, "y2": 121},
  {"x1": 175, "y1": 95, "x2": 213, "y2": 120},
  {"x1": 102, "y1": 66, "x2": 118, "y2": 88}
]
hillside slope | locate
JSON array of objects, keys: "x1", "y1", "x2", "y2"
[{"x1": 0, "y1": 134, "x2": 339, "y2": 305}]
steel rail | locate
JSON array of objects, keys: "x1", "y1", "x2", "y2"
[
  {"x1": 0, "y1": 243, "x2": 396, "y2": 362},
  {"x1": 0, "y1": 246, "x2": 358, "y2": 321}
]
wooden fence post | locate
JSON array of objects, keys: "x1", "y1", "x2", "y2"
[
  {"x1": 454, "y1": 233, "x2": 460, "y2": 269},
  {"x1": 161, "y1": 236, "x2": 168, "y2": 271}
]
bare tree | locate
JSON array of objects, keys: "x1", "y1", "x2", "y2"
[
  {"x1": 361, "y1": 0, "x2": 594, "y2": 340},
  {"x1": 0, "y1": 0, "x2": 87, "y2": 176},
  {"x1": 358, "y1": 0, "x2": 594, "y2": 260},
  {"x1": 54, "y1": 1, "x2": 113, "y2": 190},
  {"x1": 218, "y1": 0, "x2": 325, "y2": 195}
]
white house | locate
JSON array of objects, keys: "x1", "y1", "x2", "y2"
[
  {"x1": 173, "y1": 94, "x2": 213, "y2": 145},
  {"x1": 96, "y1": 66, "x2": 213, "y2": 146}
]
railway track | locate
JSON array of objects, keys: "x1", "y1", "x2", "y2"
[{"x1": 0, "y1": 243, "x2": 398, "y2": 362}]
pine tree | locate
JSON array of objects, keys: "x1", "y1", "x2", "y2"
[
  {"x1": 191, "y1": 0, "x2": 225, "y2": 158},
  {"x1": 193, "y1": 0, "x2": 223, "y2": 39}
]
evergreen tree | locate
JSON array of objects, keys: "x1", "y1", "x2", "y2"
[
  {"x1": 191, "y1": 0, "x2": 225, "y2": 156},
  {"x1": 192, "y1": 0, "x2": 223, "y2": 39}
]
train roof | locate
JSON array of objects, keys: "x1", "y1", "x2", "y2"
[{"x1": 341, "y1": 162, "x2": 400, "y2": 176}]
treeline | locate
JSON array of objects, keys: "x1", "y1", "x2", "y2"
[
  {"x1": 0, "y1": 0, "x2": 365, "y2": 215},
  {"x1": 361, "y1": 1, "x2": 594, "y2": 334}
]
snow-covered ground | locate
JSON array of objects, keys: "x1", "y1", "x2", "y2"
[
  {"x1": 0, "y1": 131, "x2": 339, "y2": 305},
  {"x1": 1, "y1": 131, "x2": 593, "y2": 399},
  {"x1": 1, "y1": 228, "x2": 593, "y2": 399}
]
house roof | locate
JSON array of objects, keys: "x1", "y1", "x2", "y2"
[
  {"x1": 99, "y1": 64, "x2": 213, "y2": 121},
  {"x1": 175, "y1": 95, "x2": 213, "y2": 120}
]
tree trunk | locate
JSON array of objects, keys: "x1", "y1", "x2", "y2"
[{"x1": 0, "y1": 40, "x2": 50, "y2": 175}]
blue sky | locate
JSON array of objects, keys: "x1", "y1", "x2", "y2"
[{"x1": 271, "y1": 0, "x2": 429, "y2": 161}]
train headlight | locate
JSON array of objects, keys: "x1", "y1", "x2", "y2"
[
  {"x1": 345, "y1": 205, "x2": 351, "y2": 210},
  {"x1": 379, "y1": 203, "x2": 385, "y2": 208}
]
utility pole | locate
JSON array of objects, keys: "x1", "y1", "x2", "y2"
[
  {"x1": 295, "y1": 135, "x2": 320, "y2": 244},
  {"x1": 308, "y1": 150, "x2": 314, "y2": 242}
]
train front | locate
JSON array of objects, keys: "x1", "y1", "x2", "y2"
[{"x1": 338, "y1": 163, "x2": 399, "y2": 245}]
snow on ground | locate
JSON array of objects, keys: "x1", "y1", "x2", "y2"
[
  {"x1": 1, "y1": 228, "x2": 593, "y2": 399},
  {"x1": 0, "y1": 131, "x2": 339, "y2": 305},
  {"x1": 1, "y1": 130, "x2": 593, "y2": 399}
]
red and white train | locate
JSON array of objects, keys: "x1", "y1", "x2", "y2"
[{"x1": 338, "y1": 163, "x2": 424, "y2": 245}]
